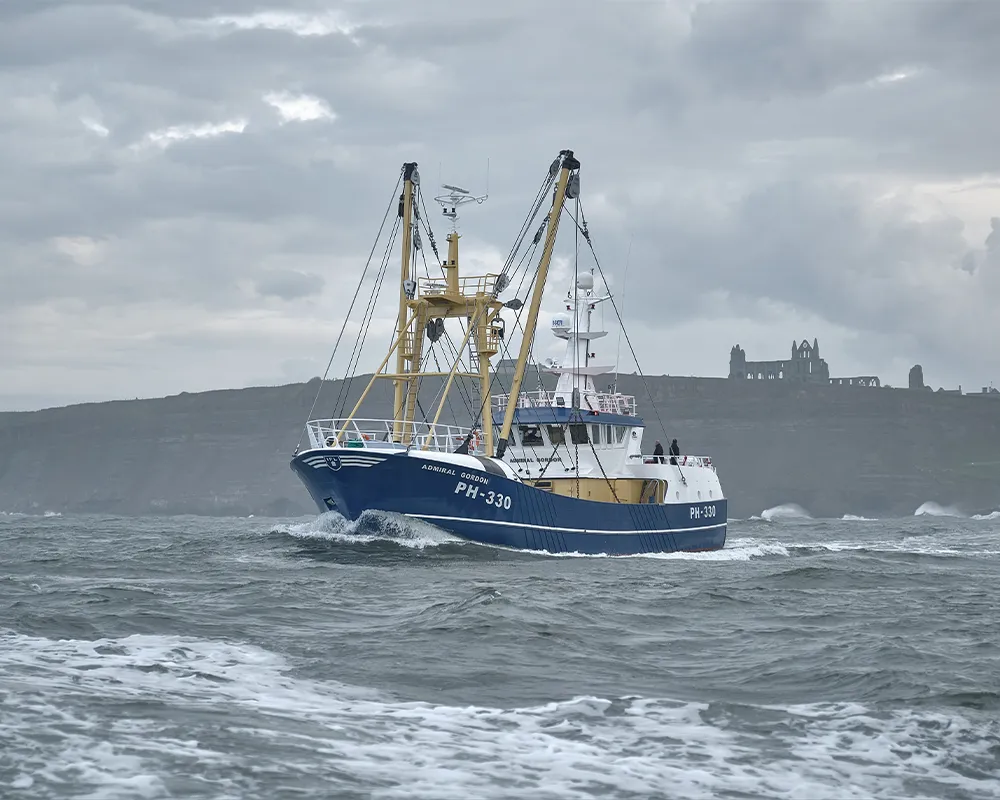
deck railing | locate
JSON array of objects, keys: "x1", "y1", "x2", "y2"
[
  {"x1": 417, "y1": 273, "x2": 500, "y2": 298},
  {"x1": 630, "y1": 453, "x2": 714, "y2": 470},
  {"x1": 492, "y1": 390, "x2": 637, "y2": 416},
  {"x1": 305, "y1": 418, "x2": 485, "y2": 455}
]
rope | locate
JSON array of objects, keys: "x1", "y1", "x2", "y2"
[
  {"x1": 423, "y1": 266, "x2": 479, "y2": 420},
  {"x1": 570, "y1": 199, "x2": 672, "y2": 447},
  {"x1": 586, "y1": 426, "x2": 621, "y2": 503},
  {"x1": 574, "y1": 440, "x2": 580, "y2": 499},
  {"x1": 295, "y1": 173, "x2": 402, "y2": 452},
  {"x1": 613, "y1": 234, "x2": 633, "y2": 392},
  {"x1": 332, "y1": 219, "x2": 397, "y2": 417},
  {"x1": 418, "y1": 191, "x2": 442, "y2": 266},
  {"x1": 534, "y1": 423, "x2": 571, "y2": 480},
  {"x1": 312, "y1": 154, "x2": 561, "y2": 456},
  {"x1": 423, "y1": 155, "x2": 561, "y2": 445},
  {"x1": 333, "y1": 214, "x2": 400, "y2": 417}
]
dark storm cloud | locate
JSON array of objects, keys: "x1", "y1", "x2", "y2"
[{"x1": 1, "y1": 0, "x2": 999, "y2": 409}]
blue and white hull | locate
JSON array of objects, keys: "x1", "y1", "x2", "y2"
[{"x1": 290, "y1": 448, "x2": 727, "y2": 555}]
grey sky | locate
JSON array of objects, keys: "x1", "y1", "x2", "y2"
[{"x1": 3, "y1": 0, "x2": 999, "y2": 411}]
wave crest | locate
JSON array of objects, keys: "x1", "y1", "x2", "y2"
[
  {"x1": 915, "y1": 502, "x2": 965, "y2": 517},
  {"x1": 1, "y1": 632, "x2": 995, "y2": 800},
  {"x1": 754, "y1": 504, "x2": 812, "y2": 522},
  {"x1": 272, "y1": 510, "x2": 462, "y2": 549}
]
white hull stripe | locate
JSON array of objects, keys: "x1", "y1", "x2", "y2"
[
  {"x1": 303, "y1": 455, "x2": 385, "y2": 469},
  {"x1": 405, "y1": 513, "x2": 727, "y2": 535},
  {"x1": 302, "y1": 456, "x2": 385, "y2": 463},
  {"x1": 308, "y1": 464, "x2": 381, "y2": 469},
  {"x1": 304, "y1": 460, "x2": 384, "y2": 464}
]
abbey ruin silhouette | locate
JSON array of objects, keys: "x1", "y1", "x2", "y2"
[
  {"x1": 728, "y1": 339, "x2": 995, "y2": 395},
  {"x1": 729, "y1": 339, "x2": 880, "y2": 387}
]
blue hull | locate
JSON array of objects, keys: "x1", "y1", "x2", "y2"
[{"x1": 289, "y1": 449, "x2": 726, "y2": 555}]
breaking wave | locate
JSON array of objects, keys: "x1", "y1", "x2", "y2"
[
  {"x1": 0, "y1": 510, "x2": 62, "y2": 518},
  {"x1": 2, "y1": 632, "x2": 997, "y2": 800},
  {"x1": 786, "y1": 537, "x2": 1000, "y2": 559},
  {"x1": 915, "y1": 503, "x2": 1000, "y2": 521},
  {"x1": 538, "y1": 536, "x2": 789, "y2": 562},
  {"x1": 271, "y1": 510, "x2": 462, "y2": 549},
  {"x1": 753, "y1": 503, "x2": 812, "y2": 521},
  {"x1": 915, "y1": 502, "x2": 966, "y2": 517}
]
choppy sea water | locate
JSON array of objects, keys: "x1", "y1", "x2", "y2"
[{"x1": 1, "y1": 507, "x2": 999, "y2": 800}]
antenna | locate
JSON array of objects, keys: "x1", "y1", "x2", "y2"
[
  {"x1": 434, "y1": 180, "x2": 488, "y2": 232},
  {"x1": 485, "y1": 157, "x2": 490, "y2": 199}
]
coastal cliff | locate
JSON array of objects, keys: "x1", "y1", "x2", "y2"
[{"x1": 1, "y1": 375, "x2": 997, "y2": 519}]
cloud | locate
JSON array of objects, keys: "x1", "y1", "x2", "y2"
[
  {"x1": 1, "y1": 0, "x2": 999, "y2": 411},
  {"x1": 52, "y1": 235, "x2": 107, "y2": 267},
  {"x1": 263, "y1": 91, "x2": 335, "y2": 124},
  {"x1": 194, "y1": 10, "x2": 362, "y2": 40},
  {"x1": 81, "y1": 117, "x2": 109, "y2": 137},
  {"x1": 138, "y1": 118, "x2": 248, "y2": 149}
]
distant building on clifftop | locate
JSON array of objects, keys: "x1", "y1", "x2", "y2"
[
  {"x1": 909, "y1": 363, "x2": 968, "y2": 395},
  {"x1": 729, "y1": 339, "x2": 881, "y2": 387}
]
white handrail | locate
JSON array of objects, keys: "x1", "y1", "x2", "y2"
[
  {"x1": 492, "y1": 390, "x2": 637, "y2": 416},
  {"x1": 304, "y1": 418, "x2": 485, "y2": 455},
  {"x1": 630, "y1": 453, "x2": 714, "y2": 469}
]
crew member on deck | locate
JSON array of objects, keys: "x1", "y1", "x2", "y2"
[
  {"x1": 455, "y1": 431, "x2": 474, "y2": 455},
  {"x1": 653, "y1": 440, "x2": 664, "y2": 464},
  {"x1": 669, "y1": 438, "x2": 680, "y2": 465}
]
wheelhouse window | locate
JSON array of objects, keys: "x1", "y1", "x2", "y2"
[
  {"x1": 546, "y1": 425, "x2": 566, "y2": 446},
  {"x1": 616, "y1": 427, "x2": 627, "y2": 443},
  {"x1": 518, "y1": 425, "x2": 543, "y2": 446},
  {"x1": 591, "y1": 425, "x2": 602, "y2": 445},
  {"x1": 569, "y1": 423, "x2": 589, "y2": 444}
]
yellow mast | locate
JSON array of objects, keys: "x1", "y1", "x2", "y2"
[
  {"x1": 334, "y1": 308, "x2": 418, "y2": 443},
  {"x1": 417, "y1": 184, "x2": 503, "y2": 453},
  {"x1": 331, "y1": 162, "x2": 505, "y2": 454},
  {"x1": 497, "y1": 150, "x2": 579, "y2": 453},
  {"x1": 478, "y1": 300, "x2": 496, "y2": 456},
  {"x1": 391, "y1": 162, "x2": 418, "y2": 443}
]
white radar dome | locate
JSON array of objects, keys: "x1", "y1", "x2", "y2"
[{"x1": 576, "y1": 272, "x2": 595, "y2": 291}]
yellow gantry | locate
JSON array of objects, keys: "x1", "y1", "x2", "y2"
[
  {"x1": 338, "y1": 151, "x2": 580, "y2": 458},
  {"x1": 496, "y1": 152, "x2": 579, "y2": 450}
]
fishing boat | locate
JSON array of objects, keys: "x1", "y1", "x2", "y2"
[{"x1": 290, "y1": 150, "x2": 727, "y2": 554}]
